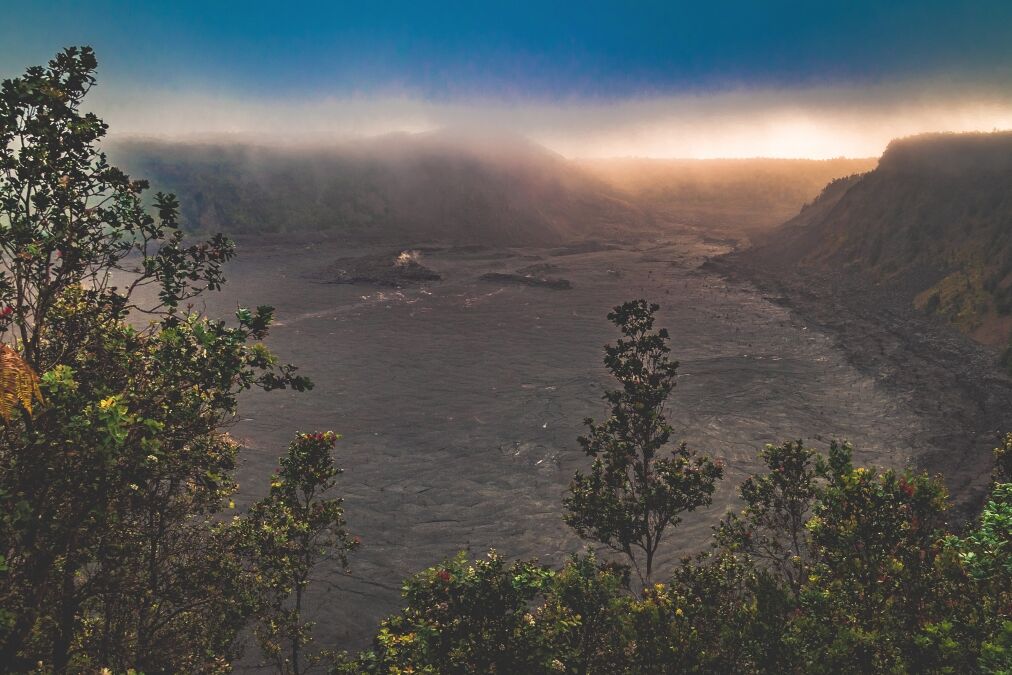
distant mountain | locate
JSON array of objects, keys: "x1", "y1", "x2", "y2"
[
  {"x1": 107, "y1": 132, "x2": 653, "y2": 246},
  {"x1": 578, "y1": 157, "x2": 877, "y2": 232},
  {"x1": 110, "y1": 134, "x2": 880, "y2": 248},
  {"x1": 748, "y1": 131, "x2": 1012, "y2": 346}
]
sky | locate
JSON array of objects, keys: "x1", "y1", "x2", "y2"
[{"x1": 3, "y1": 1, "x2": 1012, "y2": 158}]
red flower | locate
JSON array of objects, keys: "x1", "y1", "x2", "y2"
[
  {"x1": 436, "y1": 569, "x2": 452, "y2": 583},
  {"x1": 0, "y1": 306, "x2": 13, "y2": 318},
  {"x1": 898, "y1": 478, "x2": 915, "y2": 498}
]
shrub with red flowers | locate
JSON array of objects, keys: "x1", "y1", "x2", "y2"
[{"x1": 790, "y1": 443, "x2": 957, "y2": 672}]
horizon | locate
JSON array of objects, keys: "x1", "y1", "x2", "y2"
[
  {"x1": 4, "y1": 2, "x2": 1012, "y2": 159},
  {"x1": 107, "y1": 126, "x2": 1012, "y2": 163}
]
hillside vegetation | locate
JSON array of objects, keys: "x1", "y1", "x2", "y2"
[{"x1": 751, "y1": 131, "x2": 1012, "y2": 346}]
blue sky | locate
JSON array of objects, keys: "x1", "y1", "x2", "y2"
[
  {"x1": 3, "y1": 1, "x2": 1012, "y2": 157},
  {"x1": 4, "y1": 1, "x2": 1012, "y2": 98}
]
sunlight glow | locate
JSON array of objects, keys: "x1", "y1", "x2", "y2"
[{"x1": 93, "y1": 81, "x2": 1012, "y2": 159}]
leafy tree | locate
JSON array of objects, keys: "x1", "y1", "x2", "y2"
[
  {"x1": 666, "y1": 441, "x2": 825, "y2": 673},
  {"x1": 715, "y1": 440, "x2": 821, "y2": 598},
  {"x1": 340, "y1": 551, "x2": 630, "y2": 675},
  {"x1": 530, "y1": 553, "x2": 630, "y2": 675},
  {"x1": 0, "y1": 47, "x2": 233, "y2": 371},
  {"x1": 0, "y1": 47, "x2": 314, "y2": 672},
  {"x1": 342, "y1": 550, "x2": 555, "y2": 674},
  {"x1": 625, "y1": 551, "x2": 796, "y2": 674},
  {"x1": 979, "y1": 621, "x2": 1012, "y2": 674},
  {"x1": 239, "y1": 431, "x2": 358, "y2": 675},
  {"x1": 564, "y1": 300, "x2": 722, "y2": 585},
  {"x1": 792, "y1": 443, "x2": 957, "y2": 673},
  {"x1": 947, "y1": 478, "x2": 1012, "y2": 674}
]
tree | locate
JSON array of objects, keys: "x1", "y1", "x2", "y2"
[
  {"x1": 564, "y1": 300, "x2": 722, "y2": 586},
  {"x1": 0, "y1": 47, "x2": 313, "y2": 672},
  {"x1": 715, "y1": 440, "x2": 821, "y2": 598},
  {"x1": 239, "y1": 431, "x2": 358, "y2": 675},
  {"x1": 946, "y1": 447, "x2": 1012, "y2": 674},
  {"x1": 339, "y1": 551, "x2": 629, "y2": 675},
  {"x1": 793, "y1": 443, "x2": 956, "y2": 672},
  {"x1": 0, "y1": 47, "x2": 233, "y2": 371}
]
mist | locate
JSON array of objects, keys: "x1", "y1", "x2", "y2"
[{"x1": 93, "y1": 76, "x2": 1012, "y2": 159}]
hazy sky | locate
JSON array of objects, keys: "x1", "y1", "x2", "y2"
[{"x1": 3, "y1": 1, "x2": 1012, "y2": 158}]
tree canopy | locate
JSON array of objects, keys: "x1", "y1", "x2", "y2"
[{"x1": 0, "y1": 47, "x2": 352, "y2": 673}]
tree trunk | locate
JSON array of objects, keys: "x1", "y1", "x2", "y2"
[{"x1": 52, "y1": 560, "x2": 79, "y2": 673}]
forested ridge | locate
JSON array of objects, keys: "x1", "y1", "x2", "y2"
[
  {"x1": 107, "y1": 135, "x2": 652, "y2": 246},
  {"x1": 1, "y1": 49, "x2": 1010, "y2": 674}
]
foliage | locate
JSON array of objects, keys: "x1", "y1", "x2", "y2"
[
  {"x1": 348, "y1": 439, "x2": 1012, "y2": 674},
  {"x1": 0, "y1": 344, "x2": 42, "y2": 420},
  {"x1": 338, "y1": 551, "x2": 629, "y2": 675},
  {"x1": 792, "y1": 444, "x2": 955, "y2": 672},
  {"x1": 957, "y1": 483, "x2": 1012, "y2": 583},
  {"x1": 0, "y1": 47, "x2": 234, "y2": 370},
  {"x1": 0, "y1": 47, "x2": 328, "y2": 673},
  {"x1": 947, "y1": 479, "x2": 1012, "y2": 674},
  {"x1": 565, "y1": 300, "x2": 723, "y2": 585},
  {"x1": 714, "y1": 440, "x2": 820, "y2": 598},
  {"x1": 238, "y1": 431, "x2": 358, "y2": 675}
]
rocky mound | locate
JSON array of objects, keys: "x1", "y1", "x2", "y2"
[
  {"x1": 327, "y1": 250, "x2": 441, "y2": 286},
  {"x1": 515, "y1": 262, "x2": 563, "y2": 275},
  {"x1": 479, "y1": 272, "x2": 572, "y2": 290}
]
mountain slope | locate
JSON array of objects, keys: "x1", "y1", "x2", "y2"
[
  {"x1": 107, "y1": 133, "x2": 652, "y2": 246},
  {"x1": 748, "y1": 131, "x2": 1012, "y2": 346}
]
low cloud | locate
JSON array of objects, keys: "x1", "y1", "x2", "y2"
[{"x1": 92, "y1": 77, "x2": 1012, "y2": 159}]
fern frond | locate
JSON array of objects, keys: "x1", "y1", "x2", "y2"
[{"x1": 0, "y1": 344, "x2": 43, "y2": 421}]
